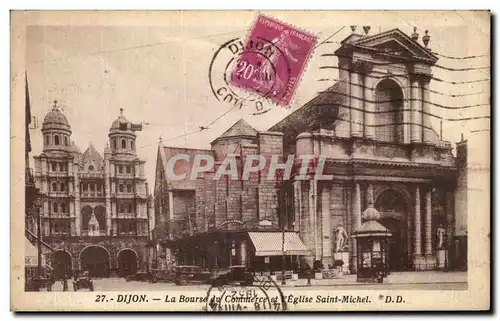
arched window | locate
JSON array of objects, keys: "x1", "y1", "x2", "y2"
[
  {"x1": 121, "y1": 139, "x2": 126, "y2": 149},
  {"x1": 60, "y1": 183, "x2": 65, "y2": 191},
  {"x1": 51, "y1": 163, "x2": 57, "y2": 172},
  {"x1": 118, "y1": 165, "x2": 123, "y2": 173},
  {"x1": 52, "y1": 182, "x2": 57, "y2": 191},
  {"x1": 60, "y1": 203, "x2": 66, "y2": 212},
  {"x1": 53, "y1": 202, "x2": 58, "y2": 213},
  {"x1": 375, "y1": 79, "x2": 404, "y2": 143},
  {"x1": 54, "y1": 135, "x2": 60, "y2": 145},
  {"x1": 127, "y1": 185, "x2": 132, "y2": 193},
  {"x1": 90, "y1": 183, "x2": 95, "y2": 191},
  {"x1": 126, "y1": 165, "x2": 131, "y2": 174},
  {"x1": 64, "y1": 136, "x2": 68, "y2": 146},
  {"x1": 119, "y1": 184, "x2": 124, "y2": 193},
  {"x1": 45, "y1": 135, "x2": 50, "y2": 145},
  {"x1": 112, "y1": 139, "x2": 117, "y2": 149},
  {"x1": 59, "y1": 163, "x2": 64, "y2": 172},
  {"x1": 130, "y1": 140, "x2": 135, "y2": 149}
]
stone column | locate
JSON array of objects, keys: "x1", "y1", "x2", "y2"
[
  {"x1": 168, "y1": 191, "x2": 175, "y2": 221},
  {"x1": 414, "y1": 186, "x2": 422, "y2": 256},
  {"x1": 350, "y1": 63, "x2": 363, "y2": 137},
  {"x1": 422, "y1": 79, "x2": 433, "y2": 144},
  {"x1": 411, "y1": 77, "x2": 422, "y2": 143},
  {"x1": 351, "y1": 182, "x2": 361, "y2": 272},
  {"x1": 363, "y1": 71, "x2": 375, "y2": 140},
  {"x1": 321, "y1": 184, "x2": 332, "y2": 265},
  {"x1": 424, "y1": 189, "x2": 433, "y2": 255},
  {"x1": 74, "y1": 161, "x2": 81, "y2": 236},
  {"x1": 104, "y1": 159, "x2": 112, "y2": 236},
  {"x1": 308, "y1": 179, "x2": 319, "y2": 261}
]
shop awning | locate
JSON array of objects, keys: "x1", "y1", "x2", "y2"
[
  {"x1": 248, "y1": 232, "x2": 310, "y2": 256},
  {"x1": 25, "y1": 238, "x2": 38, "y2": 267}
]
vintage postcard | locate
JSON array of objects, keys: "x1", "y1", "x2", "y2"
[{"x1": 11, "y1": 10, "x2": 490, "y2": 311}]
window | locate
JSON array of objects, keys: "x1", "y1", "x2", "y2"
[
  {"x1": 88, "y1": 165, "x2": 94, "y2": 171},
  {"x1": 112, "y1": 139, "x2": 117, "y2": 149},
  {"x1": 53, "y1": 202, "x2": 58, "y2": 213},
  {"x1": 119, "y1": 203, "x2": 125, "y2": 213},
  {"x1": 121, "y1": 139, "x2": 126, "y2": 149},
  {"x1": 51, "y1": 163, "x2": 57, "y2": 172},
  {"x1": 59, "y1": 163, "x2": 64, "y2": 172},
  {"x1": 128, "y1": 203, "x2": 132, "y2": 213},
  {"x1": 82, "y1": 183, "x2": 88, "y2": 192},
  {"x1": 126, "y1": 165, "x2": 131, "y2": 174},
  {"x1": 45, "y1": 135, "x2": 50, "y2": 145},
  {"x1": 118, "y1": 165, "x2": 123, "y2": 173},
  {"x1": 60, "y1": 203, "x2": 66, "y2": 212},
  {"x1": 65, "y1": 163, "x2": 68, "y2": 171},
  {"x1": 60, "y1": 183, "x2": 65, "y2": 191},
  {"x1": 130, "y1": 141, "x2": 134, "y2": 149},
  {"x1": 90, "y1": 183, "x2": 95, "y2": 191},
  {"x1": 119, "y1": 184, "x2": 124, "y2": 192},
  {"x1": 54, "y1": 135, "x2": 60, "y2": 145},
  {"x1": 52, "y1": 182, "x2": 57, "y2": 191},
  {"x1": 127, "y1": 185, "x2": 132, "y2": 193},
  {"x1": 64, "y1": 136, "x2": 68, "y2": 146}
]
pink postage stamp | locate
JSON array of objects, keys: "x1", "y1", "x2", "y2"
[{"x1": 230, "y1": 14, "x2": 317, "y2": 107}]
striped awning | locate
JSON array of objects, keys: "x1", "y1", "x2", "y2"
[{"x1": 248, "y1": 232, "x2": 310, "y2": 256}]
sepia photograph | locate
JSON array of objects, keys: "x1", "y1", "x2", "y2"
[{"x1": 11, "y1": 10, "x2": 490, "y2": 311}]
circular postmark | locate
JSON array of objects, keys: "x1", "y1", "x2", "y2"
[
  {"x1": 203, "y1": 273, "x2": 288, "y2": 312},
  {"x1": 208, "y1": 37, "x2": 293, "y2": 115}
]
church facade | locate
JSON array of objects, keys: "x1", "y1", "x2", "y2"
[
  {"x1": 32, "y1": 106, "x2": 153, "y2": 278},
  {"x1": 152, "y1": 27, "x2": 465, "y2": 273}
]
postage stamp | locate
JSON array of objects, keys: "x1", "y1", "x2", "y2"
[
  {"x1": 10, "y1": 10, "x2": 491, "y2": 312},
  {"x1": 229, "y1": 14, "x2": 317, "y2": 107}
]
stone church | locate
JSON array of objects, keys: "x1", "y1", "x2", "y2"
[
  {"x1": 153, "y1": 27, "x2": 466, "y2": 273},
  {"x1": 32, "y1": 105, "x2": 153, "y2": 278}
]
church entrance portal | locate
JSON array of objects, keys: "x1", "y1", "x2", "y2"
[
  {"x1": 80, "y1": 246, "x2": 110, "y2": 278},
  {"x1": 117, "y1": 249, "x2": 138, "y2": 277},
  {"x1": 375, "y1": 189, "x2": 409, "y2": 271},
  {"x1": 51, "y1": 250, "x2": 72, "y2": 280}
]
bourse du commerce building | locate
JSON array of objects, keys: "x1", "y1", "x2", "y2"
[
  {"x1": 152, "y1": 28, "x2": 468, "y2": 274},
  {"x1": 32, "y1": 107, "x2": 154, "y2": 278}
]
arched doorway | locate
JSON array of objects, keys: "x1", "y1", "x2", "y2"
[
  {"x1": 80, "y1": 245, "x2": 110, "y2": 278},
  {"x1": 375, "y1": 79, "x2": 404, "y2": 143},
  {"x1": 117, "y1": 249, "x2": 138, "y2": 277},
  {"x1": 52, "y1": 250, "x2": 72, "y2": 280},
  {"x1": 375, "y1": 189, "x2": 408, "y2": 271}
]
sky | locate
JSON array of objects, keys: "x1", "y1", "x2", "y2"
[{"x1": 24, "y1": 11, "x2": 490, "y2": 191}]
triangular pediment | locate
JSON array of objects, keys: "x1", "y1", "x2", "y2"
[{"x1": 350, "y1": 28, "x2": 438, "y2": 63}]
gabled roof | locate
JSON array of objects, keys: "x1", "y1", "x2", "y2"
[
  {"x1": 82, "y1": 143, "x2": 103, "y2": 170},
  {"x1": 336, "y1": 28, "x2": 438, "y2": 64},
  {"x1": 212, "y1": 119, "x2": 258, "y2": 145},
  {"x1": 159, "y1": 146, "x2": 215, "y2": 190}
]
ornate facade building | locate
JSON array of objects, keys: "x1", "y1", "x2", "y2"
[
  {"x1": 33, "y1": 106, "x2": 153, "y2": 278},
  {"x1": 153, "y1": 28, "x2": 466, "y2": 273}
]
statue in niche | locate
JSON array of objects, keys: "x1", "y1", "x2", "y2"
[
  {"x1": 333, "y1": 224, "x2": 349, "y2": 252},
  {"x1": 436, "y1": 224, "x2": 446, "y2": 249}
]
